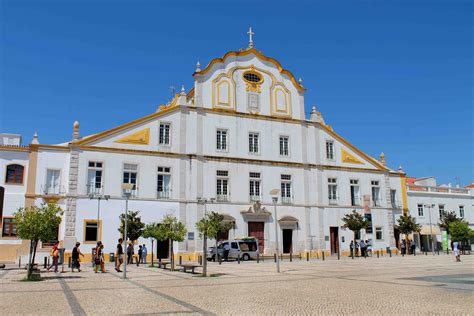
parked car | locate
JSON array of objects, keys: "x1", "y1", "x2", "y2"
[{"x1": 207, "y1": 238, "x2": 259, "y2": 261}]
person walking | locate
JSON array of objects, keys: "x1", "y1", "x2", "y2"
[
  {"x1": 355, "y1": 241, "x2": 360, "y2": 257},
  {"x1": 223, "y1": 242, "x2": 230, "y2": 261},
  {"x1": 401, "y1": 239, "x2": 406, "y2": 255},
  {"x1": 453, "y1": 241, "x2": 461, "y2": 262},
  {"x1": 142, "y1": 244, "x2": 147, "y2": 264},
  {"x1": 138, "y1": 245, "x2": 143, "y2": 266},
  {"x1": 350, "y1": 241, "x2": 354, "y2": 257},
  {"x1": 410, "y1": 240, "x2": 416, "y2": 255},
  {"x1": 47, "y1": 241, "x2": 60, "y2": 273},
  {"x1": 71, "y1": 242, "x2": 84, "y2": 272},
  {"x1": 115, "y1": 238, "x2": 124, "y2": 272},
  {"x1": 127, "y1": 243, "x2": 133, "y2": 264},
  {"x1": 360, "y1": 240, "x2": 366, "y2": 257},
  {"x1": 95, "y1": 242, "x2": 103, "y2": 273},
  {"x1": 99, "y1": 244, "x2": 106, "y2": 272},
  {"x1": 366, "y1": 240, "x2": 372, "y2": 257}
]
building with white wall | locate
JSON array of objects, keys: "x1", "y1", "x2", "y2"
[
  {"x1": 406, "y1": 177, "x2": 473, "y2": 251},
  {"x1": 1, "y1": 33, "x2": 413, "y2": 262}
]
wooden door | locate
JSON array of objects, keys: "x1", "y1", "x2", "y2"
[
  {"x1": 283, "y1": 229, "x2": 293, "y2": 253},
  {"x1": 330, "y1": 227, "x2": 339, "y2": 254},
  {"x1": 156, "y1": 238, "x2": 170, "y2": 259},
  {"x1": 248, "y1": 222, "x2": 264, "y2": 253}
]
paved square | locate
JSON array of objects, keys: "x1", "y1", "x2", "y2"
[{"x1": 0, "y1": 254, "x2": 472, "y2": 315}]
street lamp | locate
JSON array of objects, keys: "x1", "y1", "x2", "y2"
[
  {"x1": 89, "y1": 193, "x2": 110, "y2": 242},
  {"x1": 122, "y1": 183, "x2": 134, "y2": 279},
  {"x1": 270, "y1": 189, "x2": 280, "y2": 273},
  {"x1": 424, "y1": 204, "x2": 435, "y2": 254}
]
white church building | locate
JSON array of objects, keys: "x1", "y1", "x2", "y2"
[{"x1": 0, "y1": 31, "x2": 409, "y2": 262}]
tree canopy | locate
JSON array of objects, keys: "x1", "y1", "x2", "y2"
[
  {"x1": 449, "y1": 220, "x2": 472, "y2": 242},
  {"x1": 14, "y1": 203, "x2": 63, "y2": 243},
  {"x1": 342, "y1": 210, "x2": 369, "y2": 233},
  {"x1": 195, "y1": 211, "x2": 233, "y2": 241},
  {"x1": 397, "y1": 214, "x2": 421, "y2": 237},
  {"x1": 439, "y1": 211, "x2": 460, "y2": 235},
  {"x1": 156, "y1": 215, "x2": 187, "y2": 243},
  {"x1": 118, "y1": 211, "x2": 145, "y2": 241}
]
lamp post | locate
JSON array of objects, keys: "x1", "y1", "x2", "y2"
[
  {"x1": 424, "y1": 204, "x2": 435, "y2": 254},
  {"x1": 270, "y1": 189, "x2": 280, "y2": 273},
  {"x1": 122, "y1": 183, "x2": 133, "y2": 279},
  {"x1": 89, "y1": 193, "x2": 110, "y2": 242}
]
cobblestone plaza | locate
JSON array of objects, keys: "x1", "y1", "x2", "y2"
[{"x1": 1, "y1": 254, "x2": 472, "y2": 315}]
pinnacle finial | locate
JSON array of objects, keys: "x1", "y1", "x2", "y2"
[
  {"x1": 195, "y1": 61, "x2": 201, "y2": 72},
  {"x1": 180, "y1": 85, "x2": 186, "y2": 95},
  {"x1": 73, "y1": 121, "x2": 80, "y2": 140},
  {"x1": 247, "y1": 27, "x2": 254, "y2": 49},
  {"x1": 298, "y1": 77, "x2": 303, "y2": 86},
  {"x1": 398, "y1": 165, "x2": 404, "y2": 173},
  {"x1": 379, "y1": 152, "x2": 386, "y2": 165},
  {"x1": 31, "y1": 131, "x2": 39, "y2": 145}
]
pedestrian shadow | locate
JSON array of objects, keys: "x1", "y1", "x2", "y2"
[{"x1": 40, "y1": 275, "x2": 84, "y2": 280}]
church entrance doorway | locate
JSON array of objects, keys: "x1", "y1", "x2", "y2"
[
  {"x1": 330, "y1": 227, "x2": 339, "y2": 254},
  {"x1": 248, "y1": 222, "x2": 264, "y2": 253},
  {"x1": 282, "y1": 229, "x2": 293, "y2": 253},
  {"x1": 156, "y1": 239, "x2": 170, "y2": 260}
]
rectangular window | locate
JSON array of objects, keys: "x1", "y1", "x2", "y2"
[
  {"x1": 216, "y1": 170, "x2": 229, "y2": 201},
  {"x1": 439, "y1": 204, "x2": 445, "y2": 218},
  {"x1": 365, "y1": 214, "x2": 373, "y2": 234},
  {"x1": 350, "y1": 179, "x2": 360, "y2": 206},
  {"x1": 459, "y1": 205, "x2": 464, "y2": 218},
  {"x1": 159, "y1": 123, "x2": 171, "y2": 145},
  {"x1": 280, "y1": 174, "x2": 292, "y2": 204},
  {"x1": 87, "y1": 161, "x2": 103, "y2": 194},
  {"x1": 84, "y1": 221, "x2": 98, "y2": 242},
  {"x1": 326, "y1": 141, "x2": 334, "y2": 160},
  {"x1": 216, "y1": 129, "x2": 228, "y2": 151},
  {"x1": 390, "y1": 190, "x2": 397, "y2": 208},
  {"x1": 417, "y1": 204, "x2": 424, "y2": 217},
  {"x1": 2, "y1": 218, "x2": 17, "y2": 237},
  {"x1": 249, "y1": 172, "x2": 261, "y2": 202},
  {"x1": 371, "y1": 181, "x2": 381, "y2": 207},
  {"x1": 45, "y1": 169, "x2": 60, "y2": 195},
  {"x1": 279, "y1": 136, "x2": 289, "y2": 156},
  {"x1": 123, "y1": 163, "x2": 138, "y2": 197},
  {"x1": 248, "y1": 132, "x2": 259, "y2": 154},
  {"x1": 328, "y1": 178, "x2": 337, "y2": 204},
  {"x1": 157, "y1": 167, "x2": 171, "y2": 199},
  {"x1": 375, "y1": 227, "x2": 383, "y2": 240}
]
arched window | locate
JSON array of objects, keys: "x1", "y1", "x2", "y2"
[{"x1": 5, "y1": 164, "x2": 24, "y2": 184}]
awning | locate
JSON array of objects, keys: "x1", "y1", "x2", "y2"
[{"x1": 419, "y1": 225, "x2": 441, "y2": 235}]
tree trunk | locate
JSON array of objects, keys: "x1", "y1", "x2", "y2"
[
  {"x1": 170, "y1": 239, "x2": 174, "y2": 271},
  {"x1": 202, "y1": 233, "x2": 207, "y2": 276},
  {"x1": 215, "y1": 238, "x2": 218, "y2": 262},
  {"x1": 27, "y1": 240, "x2": 33, "y2": 278},
  {"x1": 151, "y1": 239, "x2": 154, "y2": 267},
  {"x1": 31, "y1": 240, "x2": 38, "y2": 266},
  {"x1": 353, "y1": 233, "x2": 357, "y2": 258}
]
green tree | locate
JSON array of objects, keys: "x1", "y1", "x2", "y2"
[
  {"x1": 14, "y1": 203, "x2": 63, "y2": 279},
  {"x1": 449, "y1": 220, "x2": 472, "y2": 243},
  {"x1": 195, "y1": 211, "x2": 233, "y2": 275},
  {"x1": 397, "y1": 214, "x2": 421, "y2": 243},
  {"x1": 156, "y1": 215, "x2": 187, "y2": 271},
  {"x1": 439, "y1": 211, "x2": 460, "y2": 235},
  {"x1": 118, "y1": 211, "x2": 145, "y2": 242},
  {"x1": 142, "y1": 223, "x2": 160, "y2": 266},
  {"x1": 342, "y1": 210, "x2": 369, "y2": 253}
]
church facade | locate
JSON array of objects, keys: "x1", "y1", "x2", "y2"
[{"x1": 0, "y1": 35, "x2": 408, "y2": 261}]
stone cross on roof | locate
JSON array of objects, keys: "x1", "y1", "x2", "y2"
[{"x1": 247, "y1": 27, "x2": 254, "y2": 48}]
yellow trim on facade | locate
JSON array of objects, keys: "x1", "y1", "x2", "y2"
[
  {"x1": 114, "y1": 128, "x2": 150, "y2": 145},
  {"x1": 0, "y1": 145, "x2": 29, "y2": 152},
  {"x1": 341, "y1": 148, "x2": 363, "y2": 164},
  {"x1": 25, "y1": 147, "x2": 37, "y2": 208},
  {"x1": 194, "y1": 47, "x2": 305, "y2": 93},
  {"x1": 400, "y1": 175, "x2": 408, "y2": 214}
]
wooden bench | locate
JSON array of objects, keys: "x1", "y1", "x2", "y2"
[
  {"x1": 178, "y1": 264, "x2": 202, "y2": 274},
  {"x1": 157, "y1": 261, "x2": 171, "y2": 269}
]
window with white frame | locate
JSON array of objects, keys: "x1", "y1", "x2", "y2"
[
  {"x1": 390, "y1": 190, "x2": 397, "y2": 208},
  {"x1": 350, "y1": 179, "x2": 360, "y2": 206},
  {"x1": 45, "y1": 169, "x2": 61, "y2": 195},
  {"x1": 87, "y1": 161, "x2": 103, "y2": 194},
  {"x1": 328, "y1": 178, "x2": 337, "y2": 204},
  {"x1": 375, "y1": 227, "x2": 383, "y2": 240},
  {"x1": 159, "y1": 122, "x2": 171, "y2": 145},
  {"x1": 459, "y1": 205, "x2": 464, "y2": 218},
  {"x1": 417, "y1": 204, "x2": 424, "y2": 217},
  {"x1": 438, "y1": 204, "x2": 445, "y2": 218},
  {"x1": 157, "y1": 167, "x2": 171, "y2": 199},
  {"x1": 326, "y1": 141, "x2": 335, "y2": 160},
  {"x1": 371, "y1": 180, "x2": 381, "y2": 207},
  {"x1": 249, "y1": 172, "x2": 261, "y2": 202},
  {"x1": 216, "y1": 129, "x2": 228, "y2": 151},
  {"x1": 216, "y1": 170, "x2": 229, "y2": 201},
  {"x1": 122, "y1": 164, "x2": 138, "y2": 197},
  {"x1": 279, "y1": 136, "x2": 289, "y2": 156},
  {"x1": 248, "y1": 132, "x2": 259, "y2": 154},
  {"x1": 280, "y1": 174, "x2": 292, "y2": 204}
]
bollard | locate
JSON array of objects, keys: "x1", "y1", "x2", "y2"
[
  {"x1": 364, "y1": 250, "x2": 367, "y2": 259},
  {"x1": 257, "y1": 253, "x2": 259, "y2": 263},
  {"x1": 68, "y1": 257, "x2": 71, "y2": 268},
  {"x1": 425, "y1": 251, "x2": 427, "y2": 256},
  {"x1": 389, "y1": 249, "x2": 392, "y2": 257},
  {"x1": 380, "y1": 249, "x2": 383, "y2": 257},
  {"x1": 338, "y1": 251, "x2": 340, "y2": 260},
  {"x1": 306, "y1": 252, "x2": 309, "y2": 262},
  {"x1": 274, "y1": 253, "x2": 276, "y2": 263},
  {"x1": 447, "y1": 248, "x2": 449, "y2": 255},
  {"x1": 238, "y1": 254, "x2": 241, "y2": 264},
  {"x1": 316, "y1": 252, "x2": 319, "y2": 260},
  {"x1": 179, "y1": 256, "x2": 182, "y2": 265},
  {"x1": 19, "y1": 257, "x2": 21, "y2": 269},
  {"x1": 437, "y1": 249, "x2": 440, "y2": 255},
  {"x1": 44, "y1": 257, "x2": 47, "y2": 269},
  {"x1": 322, "y1": 251, "x2": 325, "y2": 261},
  {"x1": 281, "y1": 253, "x2": 283, "y2": 261},
  {"x1": 219, "y1": 254, "x2": 222, "y2": 265},
  {"x1": 290, "y1": 252, "x2": 292, "y2": 262},
  {"x1": 377, "y1": 251, "x2": 379, "y2": 258}
]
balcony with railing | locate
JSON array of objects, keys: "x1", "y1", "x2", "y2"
[
  {"x1": 41, "y1": 185, "x2": 66, "y2": 196},
  {"x1": 216, "y1": 194, "x2": 229, "y2": 202},
  {"x1": 87, "y1": 184, "x2": 103, "y2": 196},
  {"x1": 281, "y1": 196, "x2": 293, "y2": 205},
  {"x1": 122, "y1": 185, "x2": 138, "y2": 198},
  {"x1": 372, "y1": 199, "x2": 382, "y2": 207},
  {"x1": 407, "y1": 185, "x2": 469, "y2": 195},
  {"x1": 157, "y1": 190, "x2": 171, "y2": 199},
  {"x1": 249, "y1": 195, "x2": 261, "y2": 202},
  {"x1": 329, "y1": 197, "x2": 338, "y2": 205}
]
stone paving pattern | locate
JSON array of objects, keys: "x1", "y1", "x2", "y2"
[{"x1": 0, "y1": 254, "x2": 473, "y2": 315}]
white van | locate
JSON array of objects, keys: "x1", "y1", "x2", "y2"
[{"x1": 207, "y1": 238, "x2": 259, "y2": 261}]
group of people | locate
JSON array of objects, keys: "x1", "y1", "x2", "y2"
[
  {"x1": 349, "y1": 240, "x2": 372, "y2": 257},
  {"x1": 126, "y1": 242, "x2": 148, "y2": 265},
  {"x1": 400, "y1": 239, "x2": 417, "y2": 255}
]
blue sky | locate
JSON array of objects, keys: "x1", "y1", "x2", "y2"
[{"x1": 0, "y1": 0, "x2": 472, "y2": 185}]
